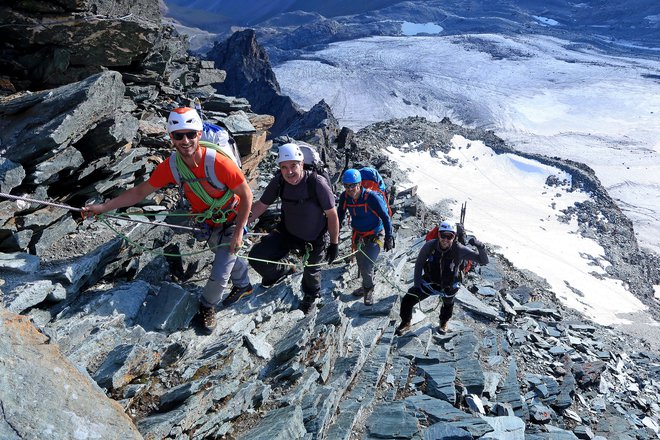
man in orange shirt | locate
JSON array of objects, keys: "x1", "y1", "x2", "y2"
[{"x1": 83, "y1": 107, "x2": 254, "y2": 334}]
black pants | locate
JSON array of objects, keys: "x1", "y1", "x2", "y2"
[
  {"x1": 400, "y1": 285, "x2": 455, "y2": 325},
  {"x1": 248, "y1": 229, "x2": 326, "y2": 296}
]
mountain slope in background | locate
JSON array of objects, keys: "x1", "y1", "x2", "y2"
[
  {"x1": 163, "y1": 0, "x2": 660, "y2": 59},
  {"x1": 163, "y1": 0, "x2": 402, "y2": 32}
]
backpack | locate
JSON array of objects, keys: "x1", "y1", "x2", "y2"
[
  {"x1": 359, "y1": 167, "x2": 392, "y2": 216},
  {"x1": 190, "y1": 97, "x2": 242, "y2": 168},
  {"x1": 298, "y1": 142, "x2": 332, "y2": 189},
  {"x1": 201, "y1": 122, "x2": 242, "y2": 168}
]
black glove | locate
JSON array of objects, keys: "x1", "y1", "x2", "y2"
[
  {"x1": 326, "y1": 243, "x2": 339, "y2": 264},
  {"x1": 468, "y1": 237, "x2": 484, "y2": 248},
  {"x1": 456, "y1": 223, "x2": 465, "y2": 241},
  {"x1": 384, "y1": 236, "x2": 395, "y2": 251}
]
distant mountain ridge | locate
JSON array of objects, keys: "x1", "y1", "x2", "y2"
[
  {"x1": 164, "y1": 0, "x2": 402, "y2": 32},
  {"x1": 164, "y1": 0, "x2": 660, "y2": 60}
]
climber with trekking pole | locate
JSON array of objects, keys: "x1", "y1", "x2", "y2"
[
  {"x1": 395, "y1": 220, "x2": 488, "y2": 336},
  {"x1": 82, "y1": 107, "x2": 254, "y2": 334},
  {"x1": 337, "y1": 168, "x2": 394, "y2": 306}
]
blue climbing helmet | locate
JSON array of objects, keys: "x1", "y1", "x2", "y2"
[{"x1": 342, "y1": 168, "x2": 362, "y2": 184}]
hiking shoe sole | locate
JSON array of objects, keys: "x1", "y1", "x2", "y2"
[
  {"x1": 395, "y1": 322, "x2": 411, "y2": 336},
  {"x1": 222, "y1": 284, "x2": 254, "y2": 307},
  {"x1": 363, "y1": 288, "x2": 374, "y2": 305}
]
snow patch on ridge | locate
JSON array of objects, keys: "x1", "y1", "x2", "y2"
[{"x1": 385, "y1": 135, "x2": 649, "y2": 325}]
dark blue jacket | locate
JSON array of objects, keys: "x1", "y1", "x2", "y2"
[{"x1": 338, "y1": 188, "x2": 393, "y2": 238}]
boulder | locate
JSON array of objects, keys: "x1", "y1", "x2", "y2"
[
  {"x1": 0, "y1": 308, "x2": 142, "y2": 439},
  {"x1": 0, "y1": 71, "x2": 126, "y2": 166},
  {"x1": 0, "y1": 2, "x2": 161, "y2": 87}
]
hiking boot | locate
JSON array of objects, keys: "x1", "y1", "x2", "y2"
[
  {"x1": 352, "y1": 287, "x2": 365, "y2": 297},
  {"x1": 222, "y1": 283, "x2": 254, "y2": 307},
  {"x1": 199, "y1": 305, "x2": 217, "y2": 334},
  {"x1": 363, "y1": 287, "x2": 374, "y2": 306},
  {"x1": 395, "y1": 321, "x2": 411, "y2": 336},
  {"x1": 261, "y1": 267, "x2": 295, "y2": 288},
  {"x1": 439, "y1": 321, "x2": 449, "y2": 333},
  {"x1": 299, "y1": 293, "x2": 318, "y2": 314}
]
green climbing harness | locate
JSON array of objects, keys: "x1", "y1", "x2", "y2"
[{"x1": 171, "y1": 142, "x2": 240, "y2": 225}]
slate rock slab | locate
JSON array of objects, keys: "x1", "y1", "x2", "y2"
[
  {"x1": 0, "y1": 308, "x2": 142, "y2": 439},
  {"x1": 404, "y1": 395, "x2": 493, "y2": 437},
  {"x1": 237, "y1": 405, "x2": 306, "y2": 440},
  {"x1": 0, "y1": 252, "x2": 39, "y2": 274},
  {"x1": 136, "y1": 282, "x2": 198, "y2": 332},
  {"x1": 366, "y1": 401, "x2": 419, "y2": 439}
]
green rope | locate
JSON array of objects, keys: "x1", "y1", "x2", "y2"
[
  {"x1": 99, "y1": 216, "x2": 223, "y2": 257},
  {"x1": 303, "y1": 242, "x2": 361, "y2": 267},
  {"x1": 174, "y1": 151, "x2": 235, "y2": 224}
]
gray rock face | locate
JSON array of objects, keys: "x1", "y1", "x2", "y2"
[
  {"x1": 6, "y1": 279, "x2": 65, "y2": 313},
  {"x1": 0, "y1": 252, "x2": 39, "y2": 274},
  {"x1": 0, "y1": 158, "x2": 25, "y2": 193},
  {"x1": 238, "y1": 405, "x2": 306, "y2": 440},
  {"x1": 207, "y1": 29, "x2": 303, "y2": 136},
  {"x1": 417, "y1": 363, "x2": 457, "y2": 402},
  {"x1": 0, "y1": 1, "x2": 161, "y2": 88},
  {"x1": 136, "y1": 282, "x2": 198, "y2": 332},
  {"x1": 0, "y1": 71, "x2": 126, "y2": 165},
  {"x1": 0, "y1": 308, "x2": 141, "y2": 439},
  {"x1": 365, "y1": 401, "x2": 419, "y2": 438}
]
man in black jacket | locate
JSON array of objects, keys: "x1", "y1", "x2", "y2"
[
  {"x1": 248, "y1": 143, "x2": 340, "y2": 313},
  {"x1": 395, "y1": 221, "x2": 488, "y2": 335}
]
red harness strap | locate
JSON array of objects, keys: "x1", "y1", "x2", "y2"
[{"x1": 351, "y1": 229, "x2": 378, "y2": 251}]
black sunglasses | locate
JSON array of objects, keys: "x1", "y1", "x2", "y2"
[
  {"x1": 344, "y1": 183, "x2": 360, "y2": 189},
  {"x1": 439, "y1": 233, "x2": 455, "y2": 240},
  {"x1": 172, "y1": 131, "x2": 198, "y2": 141}
]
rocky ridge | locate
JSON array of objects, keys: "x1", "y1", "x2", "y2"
[{"x1": 2, "y1": 116, "x2": 660, "y2": 438}]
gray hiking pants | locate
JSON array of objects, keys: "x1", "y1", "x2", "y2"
[
  {"x1": 355, "y1": 232, "x2": 382, "y2": 289},
  {"x1": 201, "y1": 223, "x2": 250, "y2": 307}
]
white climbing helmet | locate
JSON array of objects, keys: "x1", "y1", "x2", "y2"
[
  {"x1": 277, "y1": 143, "x2": 304, "y2": 164},
  {"x1": 167, "y1": 107, "x2": 203, "y2": 133},
  {"x1": 438, "y1": 221, "x2": 456, "y2": 234}
]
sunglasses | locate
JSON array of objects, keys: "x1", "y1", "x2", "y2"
[
  {"x1": 439, "y1": 233, "x2": 455, "y2": 240},
  {"x1": 171, "y1": 131, "x2": 198, "y2": 141},
  {"x1": 344, "y1": 183, "x2": 360, "y2": 189}
]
